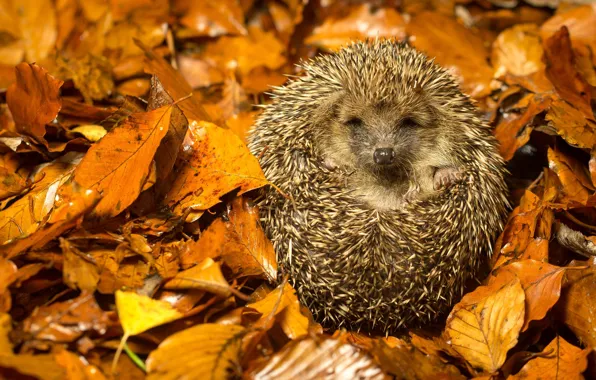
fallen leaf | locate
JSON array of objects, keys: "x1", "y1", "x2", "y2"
[
  {"x1": 164, "y1": 257, "x2": 231, "y2": 298},
  {"x1": 555, "y1": 259, "x2": 596, "y2": 347},
  {"x1": 0, "y1": 313, "x2": 12, "y2": 354},
  {"x1": 175, "y1": 0, "x2": 247, "y2": 38},
  {"x1": 165, "y1": 123, "x2": 268, "y2": 219},
  {"x1": 509, "y1": 335, "x2": 589, "y2": 380},
  {"x1": 247, "y1": 282, "x2": 309, "y2": 339},
  {"x1": 407, "y1": 11, "x2": 496, "y2": 98},
  {"x1": 187, "y1": 197, "x2": 277, "y2": 281},
  {"x1": 246, "y1": 336, "x2": 387, "y2": 379},
  {"x1": 545, "y1": 99, "x2": 596, "y2": 151},
  {"x1": 61, "y1": 238, "x2": 100, "y2": 292},
  {"x1": 543, "y1": 26, "x2": 593, "y2": 121},
  {"x1": 73, "y1": 106, "x2": 172, "y2": 218},
  {"x1": 493, "y1": 260, "x2": 566, "y2": 331},
  {"x1": 492, "y1": 24, "x2": 544, "y2": 78},
  {"x1": 547, "y1": 148, "x2": 593, "y2": 206},
  {"x1": 0, "y1": 353, "x2": 66, "y2": 380},
  {"x1": 305, "y1": 4, "x2": 406, "y2": 51},
  {"x1": 92, "y1": 250, "x2": 150, "y2": 294},
  {"x1": 540, "y1": 4, "x2": 596, "y2": 55},
  {"x1": 115, "y1": 290, "x2": 183, "y2": 337},
  {"x1": 6, "y1": 63, "x2": 64, "y2": 143},
  {"x1": 0, "y1": 259, "x2": 17, "y2": 312},
  {"x1": 445, "y1": 276, "x2": 525, "y2": 372},
  {"x1": 54, "y1": 349, "x2": 107, "y2": 380},
  {"x1": 146, "y1": 323, "x2": 246, "y2": 379},
  {"x1": 22, "y1": 291, "x2": 111, "y2": 343}
]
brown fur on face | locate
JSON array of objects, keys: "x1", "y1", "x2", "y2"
[{"x1": 314, "y1": 87, "x2": 459, "y2": 210}]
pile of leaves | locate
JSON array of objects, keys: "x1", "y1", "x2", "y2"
[{"x1": 1, "y1": 0, "x2": 596, "y2": 378}]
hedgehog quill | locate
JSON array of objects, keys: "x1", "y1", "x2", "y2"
[{"x1": 248, "y1": 40, "x2": 509, "y2": 333}]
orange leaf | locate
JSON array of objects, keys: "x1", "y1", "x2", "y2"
[
  {"x1": 541, "y1": 4, "x2": 596, "y2": 58},
  {"x1": 176, "y1": 0, "x2": 247, "y2": 38},
  {"x1": 547, "y1": 148, "x2": 593, "y2": 206},
  {"x1": 187, "y1": 197, "x2": 277, "y2": 281},
  {"x1": 492, "y1": 24, "x2": 544, "y2": 78},
  {"x1": 6, "y1": 63, "x2": 64, "y2": 143},
  {"x1": 164, "y1": 258, "x2": 231, "y2": 298},
  {"x1": 445, "y1": 276, "x2": 525, "y2": 372},
  {"x1": 60, "y1": 238, "x2": 100, "y2": 292},
  {"x1": 545, "y1": 99, "x2": 596, "y2": 151},
  {"x1": 509, "y1": 336, "x2": 589, "y2": 380},
  {"x1": 305, "y1": 4, "x2": 406, "y2": 51},
  {"x1": 165, "y1": 123, "x2": 268, "y2": 218},
  {"x1": 73, "y1": 106, "x2": 173, "y2": 218}
]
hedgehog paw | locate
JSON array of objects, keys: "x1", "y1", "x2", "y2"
[{"x1": 433, "y1": 167, "x2": 463, "y2": 190}]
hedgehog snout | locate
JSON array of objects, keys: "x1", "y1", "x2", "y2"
[{"x1": 373, "y1": 147, "x2": 395, "y2": 165}]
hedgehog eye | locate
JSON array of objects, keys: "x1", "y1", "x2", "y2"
[
  {"x1": 401, "y1": 117, "x2": 419, "y2": 129},
  {"x1": 346, "y1": 117, "x2": 363, "y2": 130}
]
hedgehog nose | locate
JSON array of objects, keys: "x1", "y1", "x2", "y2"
[{"x1": 373, "y1": 148, "x2": 395, "y2": 165}]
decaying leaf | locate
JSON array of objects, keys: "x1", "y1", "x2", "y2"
[
  {"x1": 445, "y1": 276, "x2": 525, "y2": 372},
  {"x1": 164, "y1": 257, "x2": 231, "y2": 298},
  {"x1": 146, "y1": 323, "x2": 246, "y2": 380}
]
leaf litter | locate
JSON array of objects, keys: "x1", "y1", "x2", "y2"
[{"x1": 0, "y1": 1, "x2": 596, "y2": 379}]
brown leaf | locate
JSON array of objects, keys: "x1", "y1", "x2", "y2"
[
  {"x1": 217, "y1": 72, "x2": 249, "y2": 120},
  {"x1": 494, "y1": 93, "x2": 552, "y2": 161},
  {"x1": 0, "y1": 159, "x2": 28, "y2": 201},
  {"x1": 22, "y1": 291, "x2": 111, "y2": 343},
  {"x1": 92, "y1": 249, "x2": 150, "y2": 294},
  {"x1": 543, "y1": 27, "x2": 593, "y2": 121},
  {"x1": 73, "y1": 106, "x2": 172, "y2": 218},
  {"x1": 493, "y1": 260, "x2": 566, "y2": 331},
  {"x1": 201, "y1": 26, "x2": 286, "y2": 76},
  {"x1": 492, "y1": 24, "x2": 544, "y2": 78},
  {"x1": 0, "y1": 353, "x2": 66, "y2": 380},
  {"x1": 247, "y1": 282, "x2": 309, "y2": 339},
  {"x1": 6, "y1": 63, "x2": 64, "y2": 143},
  {"x1": 540, "y1": 4, "x2": 596, "y2": 56},
  {"x1": 406, "y1": 11, "x2": 496, "y2": 98},
  {"x1": 547, "y1": 148, "x2": 593, "y2": 207},
  {"x1": 445, "y1": 276, "x2": 525, "y2": 372},
  {"x1": 0, "y1": 154, "x2": 79, "y2": 249},
  {"x1": 509, "y1": 335, "x2": 589, "y2": 380},
  {"x1": 0, "y1": 258, "x2": 17, "y2": 312},
  {"x1": 175, "y1": 0, "x2": 247, "y2": 38},
  {"x1": 60, "y1": 239, "x2": 100, "y2": 292},
  {"x1": 54, "y1": 54, "x2": 114, "y2": 104},
  {"x1": 246, "y1": 336, "x2": 388, "y2": 380},
  {"x1": 164, "y1": 258, "x2": 231, "y2": 298},
  {"x1": 165, "y1": 122, "x2": 268, "y2": 219},
  {"x1": 305, "y1": 4, "x2": 406, "y2": 51},
  {"x1": 0, "y1": 312, "x2": 12, "y2": 354},
  {"x1": 187, "y1": 197, "x2": 277, "y2": 281},
  {"x1": 139, "y1": 41, "x2": 212, "y2": 123},
  {"x1": 146, "y1": 323, "x2": 246, "y2": 379},
  {"x1": 555, "y1": 259, "x2": 596, "y2": 347},
  {"x1": 545, "y1": 99, "x2": 596, "y2": 150}
]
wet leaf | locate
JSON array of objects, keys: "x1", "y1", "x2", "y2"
[
  {"x1": 445, "y1": 276, "x2": 525, "y2": 372},
  {"x1": 73, "y1": 106, "x2": 172, "y2": 218},
  {"x1": 6, "y1": 63, "x2": 64, "y2": 143},
  {"x1": 509, "y1": 335, "x2": 589, "y2": 380},
  {"x1": 165, "y1": 123, "x2": 268, "y2": 219},
  {"x1": 146, "y1": 323, "x2": 245, "y2": 379}
]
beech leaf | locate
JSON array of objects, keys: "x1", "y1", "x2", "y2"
[{"x1": 163, "y1": 257, "x2": 231, "y2": 297}]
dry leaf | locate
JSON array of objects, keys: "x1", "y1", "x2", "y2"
[
  {"x1": 165, "y1": 122, "x2": 268, "y2": 219},
  {"x1": 509, "y1": 335, "x2": 589, "y2": 380},
  {"x1": 73, "y1": 106, "x2": 172, "y2": 218},
  {"x1": 146, "y1": 323, "x2": 246, "y2": 379},
  {"x1": 540, "y1": 4, "x2": 596, "y2": 55},
  {"x1": 247, "y1": 282, "x2": 309, "y2": 339},
  {"x1": 61, "y1": 238, "x2": 100, "y2": 292},
  {"x1": 305, "y1": 4, "x2": 406, "y2": 51},
  {"x1": 492, "y1": 24, "x2": 544, "y2": 78},
  {"x1": 0, "y1": 259, "x2": 17, "y2": 312},
  {"x1": 547, "y1": 148, "x2": 593, "y2": 206},
  {"x1": 6, "y1": 63, "x2": 64, "y2": 143},
  {"x1": 246, "y1": 336, "x2": 387, "y2": 379},
  {"x1": 0, "y1": 313, "x2": 13, "y2": 354},
  {"x1": 445, "y1": 276, "x2": 525, "y2": 372},
  {"x1": 545, "y1": 99, "x2": 596, "y2": 150},
  {"x1": 187, "y1": 197, "x2": 277, "y2": 281},
  {"x1": 175, "y1": 0, "x2": 247, "y2": 38},
  {"x1": 164, "y1": 257, "x2": 231, "y2": 298}
]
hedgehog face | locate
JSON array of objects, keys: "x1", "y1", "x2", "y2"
[{"x1": 323, "y1": 93, "x2": 440, "y2": 185}]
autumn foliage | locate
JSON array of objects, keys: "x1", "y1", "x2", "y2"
[{"x1": 0, "y1": 0, "x2": 596, "y2": 379}]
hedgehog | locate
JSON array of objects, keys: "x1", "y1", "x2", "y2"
[{"x1": 247, "y1": 40, "x2": 509, "y2": 333}]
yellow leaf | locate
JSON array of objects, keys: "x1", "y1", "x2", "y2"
[
  {"x1": 164, "y1": 258, "x2": 231, "y2": 297},
  {"x1": 115, "y1": 290, "x2": 183, "y2": 337},
  {"x1": 445, "y1": 277, "x2": 525, "y2": 372},
  {"x1": 146, "y1": 323, "x2": 245, "y2": 380}
]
